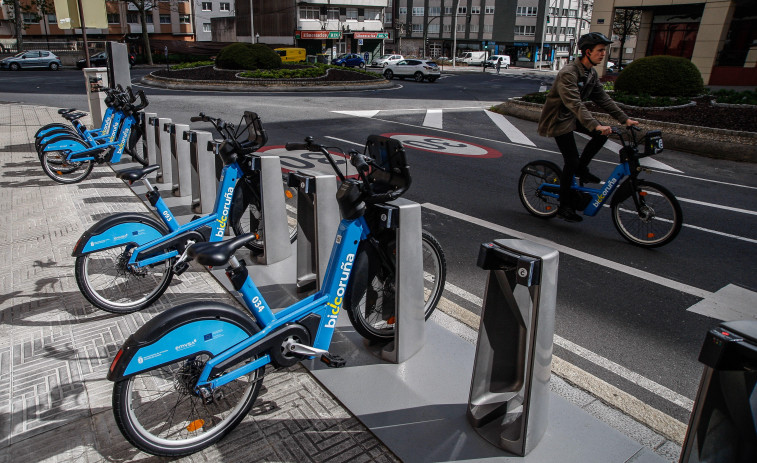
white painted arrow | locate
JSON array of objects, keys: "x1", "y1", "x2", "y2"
[
  {"x1": 485, "y1": 110, "x2": 536, "y2": 146},
  {"x1": 687, "y1": 284, "x2": 757, "y2": 321},
  {"x1": 332, "y1": 110, "x2": 380, "y2": 118}
]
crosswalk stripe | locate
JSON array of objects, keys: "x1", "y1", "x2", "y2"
[
  {"x1": 423, "y1": 109, "x2": 443, "y2": 128},
  {"x1": 484, "y1": 110, "x2": 536, "y2": 146}
]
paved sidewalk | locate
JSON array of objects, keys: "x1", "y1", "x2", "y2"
[
  {"x1": 0, "y1": 104, "x2": 398, "y2": 462},
  {"x1": 0, "y1": 103, "x2": 683, "y2": 462}
]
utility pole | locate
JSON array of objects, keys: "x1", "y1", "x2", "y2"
[
  {"x1": 452, "y1": 0, "x2": 460, "y2": 68},
  {"x1": 539, "y1": 1, "x2": 549, "y2": 70},
  {"x1": 76, "y1": 0, "x2": 90, "y2": 67},
  {"x1": 423, "y1": 15, "x2": 440, "y2": 58}
]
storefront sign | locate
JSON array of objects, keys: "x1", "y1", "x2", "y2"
[
  {"x1": 297, "y1": 31, "x2": 341, "y2": 39},
  {"x1": 353, "y1": 32, "x2": 389, "y2": 39},
  {"x1": 513, "y1": 42, "x2": 529, "y2": 47}
]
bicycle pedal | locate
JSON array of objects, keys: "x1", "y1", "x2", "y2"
[
  {"x1": 173, "y1": 261, "x2": 189, "y2": 275},
  {"x1": 320, "y1": 353, "x2": 346, "y2": 368}
]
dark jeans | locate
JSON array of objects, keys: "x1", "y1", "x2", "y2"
[{"x1": 554, "y1": 124, "x2": 608, "y2": 208}]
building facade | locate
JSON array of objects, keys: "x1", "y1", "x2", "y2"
[{"x1": 591, "y1": 0, "x2": 756, "y2": 85}]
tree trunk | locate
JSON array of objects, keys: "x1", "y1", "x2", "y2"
[
  {"x1": 13, "y1": 0, "x2": 23, "y2": 52},
  {"x1": 141, "y1": 8, "x2": 153, "y2": 65},
  {"x1": 618, "y1": 37, "x2": 626, "y2": 70}
]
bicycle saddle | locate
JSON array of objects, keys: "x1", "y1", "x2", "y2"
[
  {"x1": 188, "y1": 234, "x2": 257, "y2": 267},
  {"x1": 116, "y1": 165, "x2": 160, "y2": 182},
  {"x1": 62, "y1": 112, "x2": 87, "y2": 121},
  {"x1": 57, "y1": 108, "x2": 77, "y2": 114}
]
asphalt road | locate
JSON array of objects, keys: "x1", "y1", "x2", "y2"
[{"x1": 2, "y1": 67, "x2": 756, "y2": 425}]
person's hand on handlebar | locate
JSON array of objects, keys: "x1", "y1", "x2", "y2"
[
  {"x1": 625, "y1": 118, "x2": 639, "y2": 128},
  {"x1": 595, "y1": 125, "x2": 613, "y2": 136}
]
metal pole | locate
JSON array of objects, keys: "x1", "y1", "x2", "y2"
[
  {"x1": 452, "y1": 0, "x2": 460, "y2": 68},
  {"x1": 539, "y1": 1, "x2": 548, "y2": 71},
  {"x1": 76, "y1": 0, "x2": 90, "y2": 67},
  {"x1": 249, "y1": 0, "x2": 255, "y2": 43}
]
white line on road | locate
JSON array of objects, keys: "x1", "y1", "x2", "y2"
[
  {"x1": 325, "y1": 135, "x2": 363, "y2": 147},
  {"x1": 675, "y1": 197, "x2": 757, "y2": 216},
  {"x1": 484, "y1": 110, "x2": 536, "y2": 146},
  {"x1": 423, "y1": 109, "x2": 443, "y2": 129}
]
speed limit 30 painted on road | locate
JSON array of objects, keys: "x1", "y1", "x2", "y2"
[
  {"x1": 257, "y1": 146, "x2": 360, "y2": 179},
  {"x1": 382, "y1": 133, "x2": 502, "y2": 158}
]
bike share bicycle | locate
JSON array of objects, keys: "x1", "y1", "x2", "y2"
[
  {"x1": 38, "y1": 87, "x2": 149, "y2": 183},
  {"x1": 106, "y1": 130, "x2": 441, "y2": 456},
  {"x1": 72, "y1": 111, "x2": 297, "y2": 313},
  {"x1": 518, "y1": 126, "x2": 683, "y2": 247}
]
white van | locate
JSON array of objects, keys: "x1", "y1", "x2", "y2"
[
  {"x1": 458, "y1": 51, "x2": 487, "y2": 66},
  {"x1": 484, "y1": 55, "x2": 511, "y2": 69}
]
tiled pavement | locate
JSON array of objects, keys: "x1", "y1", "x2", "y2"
[{"x1": 0, "y1": 104, "x2": 399, "y2": 462}]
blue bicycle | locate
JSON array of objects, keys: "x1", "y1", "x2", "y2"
[
  {"x1": 38, "y1": 88, "x2": 149, "y2": 183},
  {"x1": 107, "y1": 135, "x2": 421, "y2": 456},
  {"x1": 72, "y1": 111, "x2": 299, "y2": 313},
  {"x1": 518, "y1": 126, "x2": 683, "y2": 247}
]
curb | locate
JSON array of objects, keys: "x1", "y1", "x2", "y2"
[
  {"x1": 494, "y1": 99, "x2": 757, "y2": 163},
  {"x1": 142, "y1": 73, "x2": 395, "y2": 92}
]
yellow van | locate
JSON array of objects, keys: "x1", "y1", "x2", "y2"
[{"x1": 275, "y1": 48, "x2": 306, "y2": 63}]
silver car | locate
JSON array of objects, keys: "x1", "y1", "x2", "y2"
[
  {"x1": 1, "y1": 50, "x2": 62, "y2": 71},
  {"x1": 383, "y1": 59, "x2": 441, "y2": 82}
]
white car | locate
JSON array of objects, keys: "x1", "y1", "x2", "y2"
[
  {"x1": 383, "y1": 59, "x2": 441, "y2": 82},
  {"x1": 371, "y1": 54, "x2": 404, "y2": 68}
]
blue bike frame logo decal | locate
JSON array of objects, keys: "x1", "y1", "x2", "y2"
[
  {"x1": 593, "y1": 177, "x2": 617, "y2": 208},
  {"x1": 117, "y1": 126, "x2": 130, "y2": 152},
  {"x1": 215, "y1": 187, "x2": 234, "y2": 238},
  {"x1": 326, "y1": 253, "x2": 355, "y2": 328}
]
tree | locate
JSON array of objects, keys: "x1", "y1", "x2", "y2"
[
  {"x1": 121, "y1": 0, "x2": 156, "y2": 65},
  {"x1": 4, "y1": 0, "x2": 55, "y2": 51},
  {"x1": 612, "y1": 8, "x2": 641, "y2": 69}
]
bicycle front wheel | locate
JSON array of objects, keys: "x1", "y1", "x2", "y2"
[
  {"x1": 518, "y1": 161, "x2": 561, "y2": 218},
  {"x1": 230, "y1": 175, "x2": 297, "y2": 252},
  {"x1": 611, "y1": 180, "x2": 682, "y2": 248},
  {"x1": 40, "y1": 150, "x2": 93, "y2": 184},
  {"x1": 75, "y1": 244, "x2": 174, "y2": 313},
  {"x1": 113, "y1": 353, "x2": 264, "y2": 457}
]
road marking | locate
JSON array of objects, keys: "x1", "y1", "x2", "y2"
[
  {"x1": 674, "y1": 197, "x2": 757, "y2": 216},
  {"x1": 383, "y1": 133, "x2": 502, "y2": 158},
  {"x1": 332, "y1": 110, "x2": 380, "y2": 118},
  {"x1": 423, "y1": 202, "x2": 713, "y2": 299},
  {"x1": 325, "y1": 135, "x2": 363, "y2": 147},
  {"x1": 576, "y1": 132, "x2": 682, "y2": 173},
  {"x1": 423, "y1": 109, "x2": 443, "y2": 128},
  {"x1": 687, "y1": 284, "x2": 757, "y2": 321},
  {"x1": 484, "y1": 110, "x2": 536, "y2": 146}
]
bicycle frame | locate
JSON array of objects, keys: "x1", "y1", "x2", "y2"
[
  {"x1": 38, "y1": 105, "x2": 116, "y2": 145},
  {"x1": 42, "y1": 111, "x2": 134, "y2": 163}
]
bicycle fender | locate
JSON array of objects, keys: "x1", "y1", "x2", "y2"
[
  {"x1": 36, "y1": 125, "x2": 73, "y2": 140},
  {"x1": 42, "y1": 135, "x2": 89, "y2": 152},
  {"x1": 521, "y1": 160, "x2": 563, "y2": 178},
  {"x1": 72, "y1": 213, "x2": 169, "y2": 257},
  {"x1": 108, "y1": 301, "x2": 260, "y2": 382}
]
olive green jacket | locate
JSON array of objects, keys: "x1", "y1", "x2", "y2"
[{"x1": 537, "y1": 59, "x2": 628, "y2": 137}]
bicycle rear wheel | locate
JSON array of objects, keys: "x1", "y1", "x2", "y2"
[
  {"x1": 611, "y1": 180, "x2": 682, "y2": 248},
  {"x1": 346, "y1": 231, "x2": 447, "y2": 343},
  {"x1": 113, "y1": 352, "x2": 264, "y2": 457},
  {"x1": 518, "y1": 161, "x2": 561, "y2": 218},
  {"x1": 230, "y1": 175, "x2": 297, "y2": 252},
  {"x1": 40, "y1": 150, "x2": 93, "y2": 184},
  {"x1": 75, "y1": 244, "x2": 174, "y2": 313}
]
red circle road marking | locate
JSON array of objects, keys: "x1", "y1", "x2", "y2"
[{"x1": 381, "y1": 133, "x2": 502, "y2": 158}]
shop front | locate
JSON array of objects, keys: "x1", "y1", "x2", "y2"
[{"x1": 295, "y1": 30, "x2": 342, "y2": 61}]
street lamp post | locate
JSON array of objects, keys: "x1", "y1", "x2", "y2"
[
  {"x1": 423, "y1": 15, "x2": 441, "y2": 58},
  {"x1": 452, "y1": 0, "x2": 460, "y2": 68}
]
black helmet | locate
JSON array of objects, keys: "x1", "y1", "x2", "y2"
[{"x1": 578, "y1": 32, "x2": 613, "y2": 52}]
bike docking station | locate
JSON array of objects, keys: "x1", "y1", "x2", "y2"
[
  {"x1": 248, "y1": 153, "x2": 292, "y2": 265},
  {"x1": 148, "y1": 116, "x2": 172, "y2": 184},
  {"x1": 166, "y1": 122, "x2": 192, "y2": 197},
  {"x1": 142, "y1": 112, "x2": 158, "y2": 167},
  {"x1": 184, "y1": 130, "x2": 216, "y2": 214}
]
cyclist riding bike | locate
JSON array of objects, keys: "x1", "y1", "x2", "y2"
[{"x1": 537, "y1": 31, "x2": 638, "y2": 223}]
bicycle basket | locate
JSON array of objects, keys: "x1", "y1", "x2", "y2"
[
  {"x1": 364, "y1": 135, "x2": 410, "y2": 193},
  {"x1": 643, "y1": 130, "x2": 663, "y2": 157}
]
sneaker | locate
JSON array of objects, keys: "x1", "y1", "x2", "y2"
[
  {"x1": 578, "y1": 168, "x2": 601, "y2": 184},
  {"x1": 557, "y1": 206, "x2": 583, "y2": 222}
]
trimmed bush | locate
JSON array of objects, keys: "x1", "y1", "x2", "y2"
[
  {"x1": 170, "y1": 60, "x2": 214, "y2": 70},
  {"x1": 521, "y1": 92, "x2": 548, "y2": 104},
  {"x1": 216, "y1": 43, "x2": 281, "y2": 70},
  {"x1": 712, "y1": 89, "x2": 757, "y2": 105},
  {"x1": 614, "y1": 55, "x2": 704, "y2": 97},
  {"x1": 611, "y1": 91, "x2": 691, "y2": 107}
]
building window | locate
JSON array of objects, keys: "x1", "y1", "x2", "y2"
[
  {"x1": 127, "y1": 13, "x2": 139, "y2": 23},
  {"x1": 457, "y1": 6, "x2": 467, "y2": 15},
  {"x1": 22, "y1": 13, "x2": 36, "y2": 24},
  {"x1": 469, "y1": 24, "x2": 479, "y2": 33},
  {"x1": 159, "y1": 14, "x2": 171, "y2": 24},
  {"x1": 202, "y1": 2, "x2": 212, "y2": 11},
  {"x1": 429, "y1": 6, "x2": 441, "y2": 16},
  {"x1": 145, "y1": 14, "x2": 153, "y2": 23},
  {"x1": 484, "y1": 24, "x2": 493, "y2": 33},
  {"x1": 471, "y1": 6, "x2": 480, "y2": 15},
  {"x1": 399, "y1": 7, "x2": 407, "y2": 15},
  {"x1": 346, "y1": 8, "x2": 358, "y2": 20},
  {"x1": 220, "y1": 3, "x2": 230, "y2": 12},
  {"x1": 412, "y1": 7, "x2": 424, "y2": 16},
  {"x1": 107, "y1": 13, "x2": 120, "y2": 24},
  {"x1": 428, "y1": 24, "x2": 439, "y2": 33},
  {"x1": 567, "y1": 9, "x2": 577, "y2": 18},
  {"x1": 516, "y1": 7, "x2": 537, "y2": 17},
  {"x1": 443, "y1": 24, "x2": 451, "y2": 32},
  {"x1": 485, "y1": 6, "x2": 494, "y2": 14},
  {"x1": 444, "y1": 7, "x2": 452, "y2": 14},
  {"x1": 47, "y1": 14, "x2": 57, "y2": 24},
  {"x1": 515, "y1": 25, "x2": 536, "y2": 36},
  {"x1": 456, "y1": 23, "x2": 465, "y2": 32},
  {"x1": 203, "y1": 23, "x2": 211, "y2": 32},
  {"x1": 365, "y1": 8, "x2": 381, "y2": 20},
  {"x1": 412, "y1": 23, "x2": 423, "y2": 32},
  {"x1": 560, "y1": 27, "x2": 566, "y2": 34},
  {"x1": 326, "y1": 7, "x2": 339, "y2": 20},
  {"x1": 300, "y1": 6, "x2": 318, "y2": 20},
  {"x1": 567, "y1": 27, "x2": 575, "y2": 37},
  {"x1": 179, "y1": 14, "x2": 190, "y2": 24}
]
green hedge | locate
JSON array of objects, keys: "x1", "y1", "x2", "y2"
[
  {"x1": 614, "y1": 55, "x2": 704, "y2": 97},
  {"x1": 521, "y1": 92, "x2": 548, "y2": 104},
  {"x1": 611, "y1": 91, "x2": 691, "y2": 107},
  {"x1": 239, "y1": 64, "x2": 381, "y2": 80},
  {"x1": 711, "y1": 89, "x2": 757, "y2": 105},
  {"x1": 170, "y1": 60, "x2": 214, "y2": 70},
  {"x1": 215, "y1": 43, "x2": 281, "y2": 70}
]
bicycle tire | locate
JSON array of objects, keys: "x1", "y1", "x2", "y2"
[
  {"x1": 345, "y1": 230, "x2": 447, "y2": 343},
  {"x1": 518, "y1": 161, "x2": 561, "y2": 218},
  {"x1": 113, "y1": 350, "x2": 264, "y2": 457},
  {"x1": 40, "y1": 149, "x2": 94, "y2": 184},
  {"x1": 611, "y1": 180, "x2": 682, "y2": 248},
  {"x1": 229, "y1": 174, "x2": 297, "y2": 252},
  {"x1": 75, "y1": 241, "x2": 174, "y2": 313}
]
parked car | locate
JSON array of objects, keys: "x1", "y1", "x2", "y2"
[
  {"x1": 275, "y1": 47, "x2": 306, "y2": 63},
  {"x1": 371, "y1": 54, "x2": 404, "y2": 67},
  {"x1": 76, "y1": 51, "x2": 136, "y2": 69},
  {"x1": 331, "y1": 53, "x2": 366, "y2": 68},
  {"x1": 458, "y1": 51, "x2": 487, "y2": 66},
  {"x1": 0, "y1": 50, "x2": 62, "y2": 71},
  {"x1": 484, "y1": 55, "x2": 511, "y2": 69},
  {"x1": 383, "y1": 59, "x2": 441, "y2": 82}
]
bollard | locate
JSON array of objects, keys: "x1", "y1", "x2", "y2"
[
  {"x1": 185, "y1": 130, "x2": 216, "y2": 214},
  {"x1": 169, "y1": 123, "x2": 191, "y2": 197},
  {"x1": 288, "y1": 172, "x2": 339, "y2": 292},
  {"x1": 143, "y1": 112, "x2": 157, "y2": 167},
  {"x1": 468, "y1": 239, "x2": 559, "y2": 456}
]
